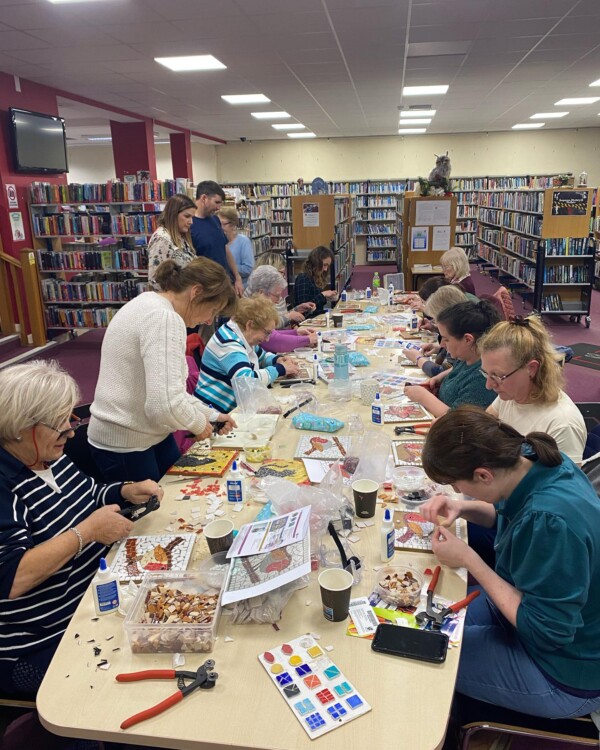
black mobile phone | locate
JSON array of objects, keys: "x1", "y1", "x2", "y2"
[{"x1": 371, "y1": 624, "x2": 448, "y2": 664}]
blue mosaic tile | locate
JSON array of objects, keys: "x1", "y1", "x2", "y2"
[
  {"x1": 324, "y1": 665, "x2": 341, "y2": 680},
  {"x1": 346, "y1": 694, "x2": 364, "y2": 710},
  {"x1": 295, "y1": 698, "x2": 314, "y2": 716},
  {"x1": 334, "y1": 681, "x2": 352, "y2": 696},
  {"x1": 327, "y1": 702, "x2": 348, "y2": 720},
  {"x1": 305, "y1": 712, "x2": 326, "y2": 731},
  {"x1": 295, "y1": 664, "x2": 312, "y2": 676},
  {"x1": 275, "y1": 672, "x2": 292, "y2": 686}
]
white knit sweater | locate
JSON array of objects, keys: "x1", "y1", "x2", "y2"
[{"x1": 89, "y1": 292, "x2": 216, "y2": 451}]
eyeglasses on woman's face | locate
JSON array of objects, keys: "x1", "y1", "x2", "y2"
[
  {"x1": 38, "y1": 414, "x2": 82, "y2": 440},
  {"x1": 479, "y1": 365, "x2": 522, "y2": 385}
]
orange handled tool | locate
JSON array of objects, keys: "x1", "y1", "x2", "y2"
[
  {"x1": 116, "y1": 661, "x2": 218, "y2": 730},
  {"x1": 416, "y1": 566, "x2": 480, "y2": 629}
]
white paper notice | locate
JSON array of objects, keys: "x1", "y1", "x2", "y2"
[
  {"x1": 432, "y1": 225, "x2": 451, "y2": 251},
  {"x1": 415, "y1": 200, "x2": 451, "y2": 226},
  {"x1": 9, "y1": 212, "x2": 25, "y2": 241},
  {"x1": 411, "y1": 226, "x2": 429, "y2": 252},
  {"x1": 348, "y1": 597, "x2": 380, "y2": 636},
  {"x1": 227, "y1": 506, "x2": 310, "y2": 559},
  {"x1": 303, "y1": 202, "x2": 320, "y2": 227}
]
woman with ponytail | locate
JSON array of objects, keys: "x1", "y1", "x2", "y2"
[
  {"x1": 404, "y1": 300, "x2": 501, "y2": 416},
  {"x1": 89, "y1": 258, "x2": 237, "y2": 481},
  {"x1": 420, "y1": 406, "x2": 600, "y2": 718}
]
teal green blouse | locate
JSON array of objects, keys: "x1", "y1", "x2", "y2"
[{"x1": 438, "y1": 358, "x2": 495, "y2": 410}]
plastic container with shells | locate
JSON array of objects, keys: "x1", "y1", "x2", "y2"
[{"x1": 376, "y1": 566, "x2": 424, "y2": 608}]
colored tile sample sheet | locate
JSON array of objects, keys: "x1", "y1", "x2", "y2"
[{"x1": 258, "y1": 635, "x2": 371, "y2": 738}]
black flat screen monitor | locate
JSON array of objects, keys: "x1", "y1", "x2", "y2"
[{"x1": 9, "y1": 107, "x2": 69, "y2": 174}]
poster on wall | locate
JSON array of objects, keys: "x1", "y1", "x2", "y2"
[
  {"x1": 432, "y1": 225, "x2": 451, "y2": 251},
  {"x1": 5, "y1": 184, "x2": 18, "y2": 209},
  {"x1": 9, "y1": 212, "x2": 25, "y2": 241},
  {"x1": 551, "y1": 190, "x2": 588, "y2": 216},
  {"x1": 302, "y1": 202, "x2": 320, "y2": 227},
  {"x1": 411, "y1": 227, "x2": 429, "y2": 251},
  {"x1": 415, "y1": 200, "x2": 451, "y2": 226}
]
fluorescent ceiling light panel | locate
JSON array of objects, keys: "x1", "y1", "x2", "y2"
[
  {"x1": 530, "y1": 112, "x2": 568, "y2": 119},
  {"x1": 397, "y1": 128, "x2": 427, "y2": 134},
  {"x1": 48, "y1": 0, "x2": 115, "y2": 3},
  {"x1": 399, "y1": 118, "x2": 431, "y2": 125},
  {"x1": 154, "y1": 141, "x2": 170, "y2": 145},
  {"x1": 154, "y1": 55, "x2": 225, "y2": 72},
  {"x1": 251, "y1": 111, "x2": 290, "y2": 120},
  {"x1": 272, "y1": 123, "x2": 305, "y2": 130},
  {"x1": 555, "y1": 97, "x2": 600, "y2": 105},
  {"x1": 88, "y1": 136, "x2": 112, "y2": 141},
  {"x1": 512, "y1": 123, "x2": 544, "y2": 129},
  {"x1": 589, "y1": 78, "x2": 600, "y2": 87},
  {"x1": 287, "y1": 132, "x2": 316, "y2": 138},
  {"x1": 399, "y1": 109, "x2": 436, "y2": 117},
  {"x1": 402, "y1": 85, "x2": 448, "y2": 96},
  {"x1": 222, "y1": 94, "x2": 270, "y2": 104}
]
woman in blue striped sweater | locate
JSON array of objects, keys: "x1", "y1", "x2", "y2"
[
  {"x1": 0, "y1": 360, "x2": 161, "y2": 699},
  {"x1": 196, "y1": 296, "x2": 300, "y2": 413}
]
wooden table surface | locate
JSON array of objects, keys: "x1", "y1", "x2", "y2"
[{"x1": 37, "y1": 304, "x2": 466, "y2": 750}]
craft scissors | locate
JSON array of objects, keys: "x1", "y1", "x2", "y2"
[
  {"x1": 118, "y1": 494, "x2": 160, "y2": 522},
  {"x1": 117, "y1": 660, "x2": 218, "y2": 729},
  {"x1": 394, "y1": 424, "x2": 430, "y2": 436},
  {"x1": 415, "y1": 566, "x2": 480, "y2": 629}
]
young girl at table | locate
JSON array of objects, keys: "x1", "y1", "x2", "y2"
[
  {"x1": 404, "y1": 300, "x2": 500, "y2": 417},
  {"x1": 420, "y1": 406, "x2": 600, "y2": 719}
]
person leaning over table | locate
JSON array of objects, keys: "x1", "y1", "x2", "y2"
[
  {"x1": 404, "y1": 300, "x2": 500, "y2": 417},
  {"x1": 419, "y1": 406, "x2": 600, "y2": 720},
  {"x1": 217, "y1": 205, "x2": 254, "y2": 289},
  {"x1": 403, "y1": 284, "x2": 468, "y2": 376},
  {"x1": 255, "y1": 251, "x2": 316, "y2": 323},
  {"x1": 0, "y1": 360, "x2": 162, "y2": 699},
  {"x1": 88, "y1": 258, "x2": 238, "y2": 483},
  {"x1": 440, "y1": 245, "x2": 476, "y2": 296},
  {"x1": 293, "y1": 245, "x2": 338, "y2": 318},
  {"x1": 244, "y1": 265, "x2": 318, "y2": 353},
  {"x1": 147, "y1": 192, "x2": 197, "y2": 290},
  {"x1": 196, "y1": 295, "x2": 300, "y2": 413}
]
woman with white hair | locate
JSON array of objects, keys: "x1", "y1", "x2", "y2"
[
  {"x1": 440, "y1": 246, "x2": 476, "y2": 295},
  {"x1": 244, "y1": 265, "x2": 317, "y2": 353},
  {"x1": 0, "y1": 360, "x2": 161, "y2": 699},
  {"x1": 254, "y1": 254, "x2": 316, "y2": 325}
]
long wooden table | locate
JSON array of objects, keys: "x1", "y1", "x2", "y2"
[{"x1": 38, "y1": 307, "x2": 466, "y2": 749}]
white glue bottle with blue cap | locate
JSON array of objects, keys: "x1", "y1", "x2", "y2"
[
  {"x1": 371, "y1": 392, "x2": 382, "y2": 424},
  {"x1": 317, "y1": 331, "x2": 323, "y2": 354},
  {"x1": 312, "y1": 352, "x2": 320, "y2": 382},
  {"x1": 91, "y1": 557, "x2": 120, "y2": 616},
  {"x1": 365, "y1": 285, "x2": 372, "y2": 300},
  {"x1": 410, "y1": 309, "x2": 419, "y2": 331},
  {"x1": 227, "y1": 460, "x2": 244, "y2": 503},
  {"x1": 381, "y1": 508, "x2": 395, "y2": 563}
]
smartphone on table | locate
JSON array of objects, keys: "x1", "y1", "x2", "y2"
[{"x1": 371, "y1": 623, "x2": 448, "y2": 664}]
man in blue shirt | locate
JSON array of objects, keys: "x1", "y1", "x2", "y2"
[{"x1": 191, "y1": 180, "x2": 243, "y2": 297}]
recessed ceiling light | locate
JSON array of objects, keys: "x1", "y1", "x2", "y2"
[
  {"x1": 87, "y1": 136, "x2": 112, "y2": 141},
  {"x1": 272, "y1": 123, "x2": 305, "y2": 130},
  {"x1": 589, "y1": 78, "x2": 600, "y2": 87},
  {"x1": 399, "y1": 109, "x2": 436, "y2": 117},
  {"x1": 399, "y1": 118, "x2": 431, "y2": 125},
  {"x1": 287, "y1": 132, "x2": 316, "y2": 138},
  {"x1": 555, "y1": 97, "x2": 600, "y2": 105},
  {"x1": 48, "y1": 0, "x2": 115, "y2": 3},
  {"x1": 397, "y1": 128, "x2": 427, "y2": 134},
  {"x1": 530, "y1": 112, "x2": 568, "y2": 119},
  {"x1": 402, "y1": 85, "x2": 448, "y2": 96},
  {"x1": 155, "y1": 55, "x2": 226, "y2": 72},
  {"x1": 154, "y1": 141, "x2": 170, "y2": 145},
  {"x1": 512, "y1": 123, "x2": 544, "y2": 129},
  {"x1": 222, "y1": 94, "x2": 270, "y2": 104},
  {"x1": 251, "y1": 111, "x2": 290, "y2": 120}
]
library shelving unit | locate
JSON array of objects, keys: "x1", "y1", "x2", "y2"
[
  {"x1": 28, "y1": 181, "x2": 168, "y2": 332},
  {"x1": 270, "y1": 194, "x2": 293, "y2": 252},
  {"x1": 242, "y1": 197, "x2": 271, "y2": 257},
  {"x1": 593, "y1": 189, "x2": 600, "y2": 290},
  {"x1": 476, "y1": 186, "x2": 594, "y2": 327}
]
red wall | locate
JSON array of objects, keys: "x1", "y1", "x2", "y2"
[{"x1": 0, "y1": 72, "x2": 67, "y2": 259}]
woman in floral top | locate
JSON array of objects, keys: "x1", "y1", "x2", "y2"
[{"x1": 148, "y1": 193, "x2": 197, "y2": 289}]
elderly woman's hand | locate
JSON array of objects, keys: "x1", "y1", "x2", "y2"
[
  {"x1": 288, "y1": 310, "x2": 305, "y2": 324},
  {"x1": 121, "y1": 480, "x2": 163, "y2": 505},
  {"x1": 281, "y1": 359, "x2": 300, "y2": 377},
  {"x1": 307, "y1": 331, "x2": 318, "y2": 346},
  {"x1": 296, "y1": 302, "x2": 316, "y2": 315},
  {"x1": 82, "y1": 505, "x2": 134, "y2": 545}
]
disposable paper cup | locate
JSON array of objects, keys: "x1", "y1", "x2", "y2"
[
  {"x1": 360, "y1": 378, "x2": 379, "y2": 406},
  {"x1": 352, "y1": 478, "x2": 379, "y2": 518},
  {"x1": 318, "y1": 568, "x2": 354, "y2": 622},
  {"x1": 332, "y1": 313, "x2": 343, "y2": 328},
  {"x1": 204, "y1": 519, "x2": 234, "y2": 555}
]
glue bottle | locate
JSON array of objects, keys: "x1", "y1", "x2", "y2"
[
  {"x1": 312, "y1": 352, "x2": 320, "y2": 383},
  {"x1": 410, "y1": 309, "x2": 419, "y2": 331},
  {"x1": 388, "y1": 283, "x2": 395, "y2": 306},
  {"x1": 227, "y1": 460, "x2": 244, "y2": 503},
  {"x1": 325, "y1": 310, "x2": 331, "y2": 328},
  {"x1": 341, "y1": 289, "x2": 347, "y2": 302},
  {"x1": 365, "y1": 285, "x2": 372, "y2": 300},
  {"x1": 317, "y1": 331, "x2": 323, "y2": 354},
  {"x1": 91, "y1": 557, "x2": 120, "y2": 616},
  {"x1": 371, "y1": 392, "x2": 382, "y2": 424},
  {"x1": 380, "y1": 508, "x2": 395, "y2": 563}
]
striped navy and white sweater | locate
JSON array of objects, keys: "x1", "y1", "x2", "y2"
[
  {"x1": 0, "y1": 446, "x2": 123, "y2": 665},
  {"x1": 195, "y1": 321, "x2": 284, "y2": 413}
]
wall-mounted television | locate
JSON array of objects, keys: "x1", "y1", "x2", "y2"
[{"x1": 9, "y1": 107, "x2": 69, "y2": 174}]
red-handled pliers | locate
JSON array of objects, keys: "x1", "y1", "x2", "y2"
[
  {"x1": 415, "y1": 565, "x2": 480, "y2": 629},
  {"x1": 116, "y1": 660, "x2": 218, "y2": 730}
]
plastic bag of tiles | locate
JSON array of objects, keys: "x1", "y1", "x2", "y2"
[
  {"x1": 232, "y1": 377, "x2": 282, "y2": 416},
  {"x1": 227, "y1": 576, "x2": 309, "y2": 625},
  {"x1": 265, "y1": 479, "x2": 343, "y2": 539}
]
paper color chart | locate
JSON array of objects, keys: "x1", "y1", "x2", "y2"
[{"x1": 258, "y1": 635, "x2": 370, "y2": 738}]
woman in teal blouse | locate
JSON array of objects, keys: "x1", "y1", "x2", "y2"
[
  {"x1": 421, "y1": 406, "x2": 600, "y2": 718},
  {"x1": 405, "y1": 300, "x2": 500, "y2": 417}
]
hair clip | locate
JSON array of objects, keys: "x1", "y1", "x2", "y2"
[{"x1": 510, "y1": 315, "x2": 530, "y2": 327}]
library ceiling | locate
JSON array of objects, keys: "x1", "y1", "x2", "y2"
[{"x1": 0, "y1": 0, "x2": 600, "y2": 142}]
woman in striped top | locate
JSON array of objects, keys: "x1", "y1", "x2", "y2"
[{"x1": 0, "y1": 360, "x2": 161, "y2": 699}]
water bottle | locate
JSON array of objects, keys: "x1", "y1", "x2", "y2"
[
  {"x1": 365, "y1": 286, "x2": 372, "y2": 300},
  {"x1": 373, "y1": 272, "x2": 380, "y2": 289},
  {"x1": 371, "y1": 392, "x2": 382, "y2": 424},
  {"x1": 341, "y1": 289, "x2": 347, "y2": 302},
  {"x1": 333, "y1": 343, "x2": 349, "y2": 380}
]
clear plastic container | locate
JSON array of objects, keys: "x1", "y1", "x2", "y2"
[
  {"x1": 328, "y1": 379, "x2": 352, "y2": 402},
  {"x1": 124, "y1": 572, "x2": 221, "y2": 653},
  {"x1": 245, "y1": 444, "x2": 272, "y2": 462},
  {"x1": 376, "y1": 566, "x2": 424, "y2": 608}
]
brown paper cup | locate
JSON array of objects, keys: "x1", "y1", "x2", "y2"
[
  {"x1": 204, "y1": 519, "x2": 234, "y2": 554},
  {"x1": 352, "y1": 478, "x2": 379, "y2": 518},
  {"x1": 318, "y1": 568, "x2": 353, "y2": 622}
]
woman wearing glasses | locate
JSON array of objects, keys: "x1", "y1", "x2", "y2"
[
  {"x1": 217, "y1": 206, "x2": 254, "y2": 289},
  {"x1": 196, "y1": 295, "x2": 300, "y2": 413},
  {"x1": 420, "y1": 406, "x2": 600, "y2": 721},
  {"x1": 244, "y1": 266, "x2": 318, "y2": 353},
  {"x1": 0, "y1": 360, "x2": 161, "y2": 699},
  {"x1": 404, "y1": 300, "x2": 501, "y2": 417}
]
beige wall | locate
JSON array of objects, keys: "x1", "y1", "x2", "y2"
[
  {"x1": 216, "y1": 128, "x2": 600, "y2": 186},
  {"x1": 192, "y1": 142, "x2": 218, "y2": 182}
]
